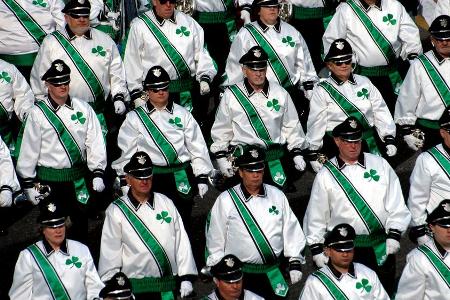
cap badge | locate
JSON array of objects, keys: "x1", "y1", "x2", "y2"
[
  {"x1": 253, "y1": 49, "x2": 261, "y2": 58},
  {"x1": 153, "y1": 68, "x2": 162, "y2": 77},
  {"x1": 349, "y1": 119, "x2": 357, "y2": 129},
  {"x1": 117, "y1": 276, "x2": 125, "y2": 286},
  {"x1": 250, "y1": 149, "x2": 259, "y2": 158},
  {"x1": 55, "y1": 63, "x2": 63, "y2": 72},
  {"x1": 336, "y1": 41, "x2": 344, "y2": 50},
  {"x1": 137, "y1": 155, "x2": 146, "y2": 165},
  {"x1": 225, "y1": 257, "x2": 235, "y2": 267},
  {"x1": 78, "y1": 0, "x2": 85, "y2": 4},
  {"x1": 338, "y1": 227, "x2": 348, "y2": 237},
  {"x1": 47, "y1": 203, "x2": 56, "y2": 212},
  {"x1": 440, "y1": 18, "x2": 448, "y2": 28},
  {"x1": 443, "y1": 203, "x2": 450, "y2": 212}
]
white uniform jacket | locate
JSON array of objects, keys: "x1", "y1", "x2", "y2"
[
  {"x1": 98, "y1": 192, "x2": 197, "y2": 281},
  {"x1": 30, "y1": 25, "x2": 129, "y2": 103},
  {"x1": 435, "y1": 0, "x2": 450, "y2": 19},
  {"x1": 303, "y1": 153, "x2": 411, "y2": 246},
  {"x1": 0, "y1": 59, "x2": 34, "y2": 122},
  {"x1": 210, "y1": 79, "x2": 307, "y2": 155},
  {"x1": 195, "y1": 0, "x2": 235, "y2": 12},
  {"x1": 408, "y1": 143, "x2": 450, "y2": 227},
  {"x1": 396, "y1": 239, "x2": 450, "y2": 300},
  {"x1": 307, "y1": 73, "x2": 395, "y2": 151},
  {"x1": 0, "y1": 136, "x2": 20, "y2": 194},
  {"x1": 299, "y1": 263, "x2": 389, "y2": 300},
  {"x1": 9, "y1": 239, "x2": 104, "y2": 300},
  {"x1": 112, "y1": 100, "x2": 213, "y2": 177},
  {"x1": 16, "y1": 96, "x2": 107, "y2": 180},
  {"x1": 223, "y1": 19, "x2": 317, "y2": 89},
  {"x1": 123, "y1": 9, "x2": 217, "y2": 93},
  {"x1": 205, "y1": 183, "x2": 306, "y2": 266},
  {"x1": 394, "y1": 50, "x2": 450, "y2": 126},
  {"x1": 206, "y1": 289, "x2": 265, "y2": 299},
  {"x1": 323, "y1": 0, "x2": 422, "y2": 67},
  {"x1": 0, "y1": 0, "x2": 65, "y2": 56}
]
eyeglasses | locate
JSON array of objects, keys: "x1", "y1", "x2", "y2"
[
  {"x1": 159, "y1": 0, "x2": 176, "y2": 4},
  {"x1": 69, "y1": 14, "x2": 89, "y2": 19},
  {"x1": 333, "y1": 60, "x2": 352, "y2": 66}
]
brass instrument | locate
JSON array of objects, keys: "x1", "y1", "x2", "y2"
[{"x1": 176, "y1": 0, "x2": 196, "y2": 16}]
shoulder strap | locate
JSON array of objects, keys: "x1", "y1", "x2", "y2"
[
  {"x1": 312, "y1": 270, "x2": 350, "y2": 300},
  {"x1": 417, "y1": 54, "x2": 450, "y2": 107},
  {"x1": 417, "y1": 244, "x2": 450, "y2": 288}
]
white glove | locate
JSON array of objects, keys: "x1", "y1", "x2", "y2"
[
  {"x1": 0, "y1": 190, "x2": 12, "y2": 207},
  {"x1": 24, "y1": 187, "x2": 43, "y2": 205},
  {"x1": 312, "y1": 253, "x2": 329, "y2": 268},
  {"x1": 304, "y1": 89, "x2": 313, "y2": 101},
  {"x1": 404, "y1": 134, "x2": 423, "y2": 151},
  {"x1": 293, "y1": 155, "x2": 306, "y2": 171},
  {"x1": 216, "y1": 157, "x2": 234, "y2": 178},
  {"x1": 198, "y1": 183, "x2": 208, "y2": 198},
  {"x1": 310, "y1": 161, "x2": 323, "y2": 173},
  {"x1": 114, "y1": 100, "x2": 126, "y2": 115},
  {"x1": 92, "y1": 177, "x2": 105, "y2": 192},
  {"x1": 199, "y1": 81, "x2": 210, "y2": 95},
  {"x1": 180, "y1": 281, "x2": 193, "y2": 298},
  {"x1": 417, "y1": 234, "x2": 431, "y2": 246},
  {"x1": 240, "y1": 10, "x2": 251, "y2": 24},
  {"x1": 385, "y1": 144, "x2": 397, "y2": 157},
  {"x1": 107, "y1": 11, "x2": 120, "y2": 20},
  {"x1": 386, "y1": 238, "x2": 400, "y2": 255},
  {"x1": 289, "y1": 270, "x2": 302, "y2": 284},
  {"x1": 134, "y1": 97, "x2": 147, "y2": 109}
]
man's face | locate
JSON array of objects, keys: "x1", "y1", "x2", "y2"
[
  {"x1": 325, "y1": 247, "x2": 354, "y2": 270},
  {"x1": 46, "y1": 82, "x2": 70, "y2": 102},
  {"x1": 334, "y1": 138, "x2": 362, "y2": 162},
  {"x1": 326, "y1": 60, "x2": 352, "y2": 81},
  {"x1": 126, "y1": 175, "x2": 153, "y2": 196},
  {"x1": 440, "y1": 129, "x2": 450, "y2": 148},
  {"x1": 152, "y1": 0, "x2": 175, "y2": 19},
  {"x1": 43, "y1": 225, "x2": 66, "y2": 248},
  {"x1": 215, "y1": 278, "x2": 243, "y2": 300},
  {"x1": 432, "y1": 37, "x2": 450, "y2": 58},
  {"x1": 430, "y1": 223, "x2": 450, "y2": 249},
  {"x1": 64, "y1": 14, "x2": 90, "y2": 35},
  {"x1": 243, "y1": 67, "x2": 267, "y2": 89},
  {"x1": 147, "y1": 88, "x2": 169, "y2": 107},
  {"x1": 258, "y1": 6, "x2": 279, "y2": 25},
  {"x1": 239, "y1": 169, "x2": 264, "y2": 190}
]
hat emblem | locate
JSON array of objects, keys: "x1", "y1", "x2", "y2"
[
  {"x1": 443, "y1": 203, "x2": 450, "y2": 212},
  {"x1": 336, "y1": 41, "x2": 344, "y2": 50},
  {"x1": 440, "y1": 18, "x2": 448, "y2": 28},
  {"x1": 117, "y1": 276, "x2": 125, "y2": 286},
  {"x1": 152, "y1": 68, "x2": 162, "y2": 77},
  {"x1": 250, "y1": 149, "x2": 259, "y2": 158},
  {"x1": 225, "y1": 257, "x2": 235, "y2": 267},
  {"x1": 78, "y1": 0, "x2": 85, "y2": 4},
  {"x1": 349, "y1": 119, "x2": 357, "y2": 128},
  {"x1": 55, "y1": 63, "x2": 63, "y2": 72},
  {"x1": 338, "y1": 227, "x2": 348, "y2": 237},
  {"x1": 47, "y1": 203, "x2": 56, "y2": 212},
  {"x1": 253, "y1": 49, "x2": 262, "y2": 58},
  {"x1": 137, "y1": 155, "x2": 146, "y2": 165}
]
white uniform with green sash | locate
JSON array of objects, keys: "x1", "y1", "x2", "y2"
[
  {"x1": 396, "y1": 240, "x2": 450, "y2": 300},
  {"x1": 307, "y1": 74, "x2": 395, "y2": 154},
  {"x1": 395, "y1": 50, "x2": 450, "y2": 130},
  {"x1": 9, "y1": 239, "x2": 104, "y2": 300},
  {"x1": 0, "y1": 0, "x2": 65, "y2": 66},
  {"x1": 205, "y1": 289, "x2": 264, "y2": 300},
  {"x1": 15, "y1": 96, "x2": 106, "y2": 204},
  {"x1": 299, "y1": 262, "x2": 389, "y2": 300},
  {"x1": 206, "y1": 183, "x2": 306, "y2": 297},
  {"x1": 98, "y1": 193, "x2": 197, "y2": 298},
  {"x1": 304, "y1": 153, "x2": 410, "y2": 265}
]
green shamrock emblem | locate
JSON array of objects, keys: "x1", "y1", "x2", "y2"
[
  {"x1": 363, "y1": 169, "x2": 380, "y2": 182},
  {"x1": 356, "y1": 278, "x2": 372, "y2": 293},
  {"x1": 91, "y1": 45, "x2": 106, "y2": 57},
  {"x1": 65, "y1": 256, "x2": 82, "y2": 268},
  {"x1": 267, "y1": 99, "x2": 280, "y2": 111},
  {"x1": 32, "y1": 0, "x2": 47, "y2": 7},
  {"x1": 269, "y1": 205, "x2": 279, "y2": 215},
  {"x1": 176, "y1": 26, "x2": 190, "y2": 37},
  {"x1": 156, "y1": 210, "x2": 172, "y2": 224},
  {"x1": 169, "y1": 116, "x2": 183, "y2": 128},
  {"x1": 382, "y1": 14, "x2": 397, "y2": 25},
  {"x1": 0, "y1": 71, "x2": 11, "y2": 84},
  {"x1": 71, "y1": 111, "x2": 86, "y2": 124},
  {"x1": 281, "y1": 36, "x2": 295, "y2": 47},
  {"x1": 275, "y1": 283, "x2": 286, "y2": 295},
  {"x1": 357, "y1": 88, "x2": 369, "y2": 99}
]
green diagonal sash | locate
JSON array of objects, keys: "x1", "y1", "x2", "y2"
[
  {"x1": 347, "y1": 0, "x2": 402, "y2": 94},
  {"x1": 228, "y1": 187, "x2": 288, "y2": 297},
  {"x1": 135, "y1": 107, "x2": 191, "y2": 195},
  {"x1": 319, "y1": 81, "x2": 380, "y2": 155},
  {"x1": 244, "y1": 23, "x2": 293, "y2": 88},
  {"x1": 312, "y1": 270, "x2": 349, "y2": 300},
  {"x1": 428, "y1": 146, "x2": 450, "y2": 181},
  {"x1": 51, "y1": 31, "x2": 105, "y2": 109},
  {"x1": 417, "y1": 54, "x2": 450, "y2": 107},
  {"x1": 114, "y1": 199, "x2": 175, "y2": 300},
  {"x1": 229, "y1": 85, "x2": 286, "y2": 187},
  {"x1": 323, "y1": 160, "x2": 387, "y2": 265},
  {"x1": 28, "y1": 244, "x2": 71, "y2": 300},
  {"x1": 2, "y1": 0, "x2": 47, "y2": 45},
  {"x1": 417, "y1": 244, "x2": 450, "y2": 288},
  {"x1": 36, "y1": 101, "x2": 89, "y2": 204}
]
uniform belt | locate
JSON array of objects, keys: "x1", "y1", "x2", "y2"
[
  {"x1": 416, "y1": 118, "x2": 439, "y2": 130},
  {"x1": 130, "y1": 276, "x2": 176, "y2": 293},
  {"x1": 242, "y1": 262, "x2": 280, "y2": 273},
  {"x1": 169, "y1": 78, "x2": 194, "y2": 93},
  {"x1": 355, "y1": 65, "x2": 395, "y2": 77},
  {"x1": 37, "y1": 165, "x2": 87, "y2": 182},
  {"x1": 292, "y1": 5, "x2": 334, "y2": 19},
  {"x1": 152, "y1": 161, "x2": 190, "y2": 174},
  {"x1": 354, "y1": 231, "x2": 387, "y2": 248},
  {"x1": 195, "y1": 11, "x2": 232, "y2": 23},
  {"x1": 0, "y1": 52, "x2": 37, "y2": 66}
]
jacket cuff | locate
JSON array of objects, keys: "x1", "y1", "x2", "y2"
[
  {"x1": 302, "y1": 81, "x2": 315, "y2": 91},
  {"x1": 130, "y1": 89, "x2": 143, "y2": 101},
  {"x1": 113, "y1": 93, "x2": 125, "y2": 103},
  {"x1": 200, "y1": 75, "x2": 211, "y2": 84},
  {"x1": 407, "y1": 53, "x2": 418, "y2": 60},
  {"x1": 408, "y1": 225, "x2": 427, "y2": 242},
  {"x1": 240, "y1": 4, "x2": 251, "y2": 12},
  {"x1": 289, "y1": 148, "x2": 303, "y2": 157},
  {"x1": 387, "y1": 229, "x2": 402, "y2": 241},
  {"x1": 20, "y1": 177, "x2": 35, "y2": 189},
  {"x1": 178, "y1": 274, "x2": 197, "y2": 282},
  {"x1": 399, "y1": 125, "x2": 415, "y2": 136},
  {"x1": 92, "y1": 169, "x2": 104, "y2": 179},
  {"x1": 383, "y1": 135, "x2": 395, "y2": 145},
  {"x1": 214, "y1": 151, "x2": 228, "y2": 159},
  {"x1": 288, "y1": 259, "x2": 303, "y2": 272},
  {"x1": 119, "y1": 175, "x2": 127, "y2": 187},
  {"x1": 0, "y1": 185, "x2": 12, "y2": 192},
  {"x1": 196, "y1": 174, "x2": 208, "y2": 184},
  {"x1": 310, "y1": 243, "x2": 324, "y2": 256}
]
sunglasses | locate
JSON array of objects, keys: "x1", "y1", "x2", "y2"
[
  {"x1": 333, "y1": 60, "x2": 352, "y2": 66},
  {"x1": 69, "y1": 14, "x2": 89, "y2": 19},
  {"x1": 159, "y1": 0, "x2": 176, "y2": 4},
  {"x1": 50, "y1": 82, "x2": 70, "y2": 87},
  {"x1": 149, "y1": 87, "x2": 169, "y2": 93}
]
